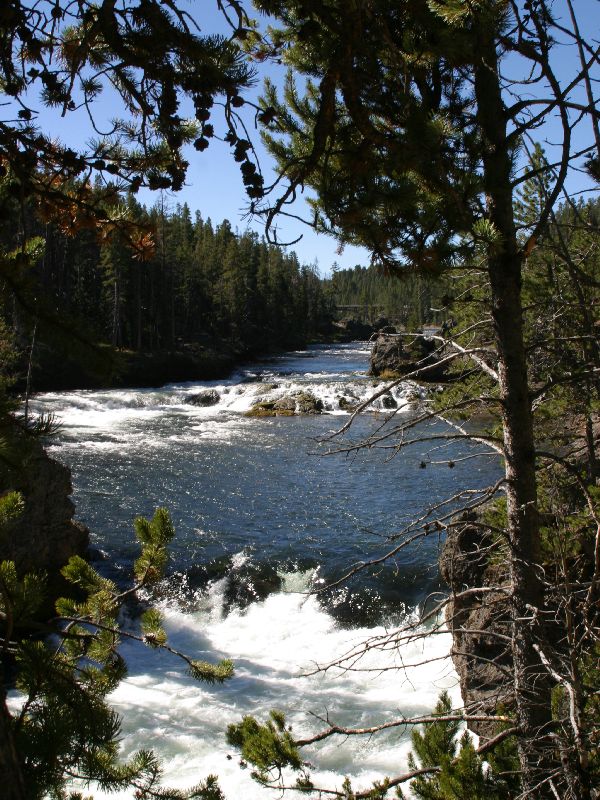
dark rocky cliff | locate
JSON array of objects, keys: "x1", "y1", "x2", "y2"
[
  {"x1": 370, "y1": 333, "x2": 448, "y2": 381},
  {"x1": 1, "y1": 438, "x2": 88, "y2": 611},
  {"x1": 439, "y1": 517, "x2": 512, "y2": 739}
]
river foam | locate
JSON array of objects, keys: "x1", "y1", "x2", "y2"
[{"x1": 93, "y1": 568, "x2": 460, "y2": 799}]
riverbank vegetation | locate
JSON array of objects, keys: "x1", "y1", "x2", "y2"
[
  {"x1": 0, "y1": 183, "x2": 447, "y2": 392},
  {"x1": 323, "y1": 264, "x2": 447, "y2": 330},
  {"x1": 0, "y1": 189, "x2": 335, "y2": 390}
]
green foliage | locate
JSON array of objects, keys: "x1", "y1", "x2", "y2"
[
  {"x1": 140, "y1": 607, "x2": 167, "y2": 647},
  {"x1": 581, "y1": 642, "x2": 600, "y2": 785},
  {"x1": 0, "y1": 489, "x2": 24, "y2": 529},
  {"x1": 0, "y1": 199, "x2": 334, "y2": 375},
  {"x1": 133, "y1": 507, "x2": 175, "y2": 584},
  {"x1": 470, "y1": 219, "x2": 502, "y2": 254},
  {"x1": 0, "y1": 2, "x2": 334, "y2": 386},
  {"x1": 0, "y1": 0, "x2": 258, "y2": 207},
  {"x1": 188, "y1": 659, "x2": 234, "y2": 684},
  {"x1": 255, "y1": 0, "x2": 493, "y2": 271},
  {"x1": 323, "y1": 263, "x2": 448, "y2": 328},
  {"x1": 0, "y1": 316, "x2": 18, "y2": 420},
  {"x1": 405, "y1": 693, "x2": 519, "y2": 800},
  {"x1": 61, "y1": 555, "x2": 117, "y2": 596},
  {"x1": 409, "y1": 692, "x2": 459, "y2": 774},
  {"x1": 0, "y1": 560, "x2": 46, "y2": 626},
  {"x1": 226, "y1": 709, "x2": 303, "y2": 785}
]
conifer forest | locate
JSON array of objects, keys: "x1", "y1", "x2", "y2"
[{"x1": 0, "y1": 2, "x2": 599, "y2": 800}]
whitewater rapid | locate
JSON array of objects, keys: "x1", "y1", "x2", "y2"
[{"x1": 99, "y1": 569, "x2": 460, "y2": 799}]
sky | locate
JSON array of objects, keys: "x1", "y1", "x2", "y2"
[{"x1": 16, "y1": 0, "x2": 600, "y2": 276}]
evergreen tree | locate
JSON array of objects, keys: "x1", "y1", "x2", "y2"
[
  {"x1": 405, "y1": 693, "x2": 519, "y2": 800},
  {"x1": 252, "y1": 1, "x2": 600, "y2": 795}
]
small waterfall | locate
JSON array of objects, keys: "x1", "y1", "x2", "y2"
[
  {"x1": 31, "y1": 373, "x2": 425, "y2": 430},
  {"x1": 176, "y1": 377, "x2": 424, "y2": 416}
]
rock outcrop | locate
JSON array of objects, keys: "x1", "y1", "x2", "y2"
[
  {"x1": 1, "y1": 439, "x2": 89, "y2": 612},
  {"x1": 331, "y1": 317, "x2": 398, "y2": 343},
  {"x1": 332, "y1": 318, "x2": 378, "y2": 342},
  {"x1": 439, "y1": 518, "x2": 512, "y2": 739},
  {"x1": 370, "y1": 333, "x2": 448, "y2": 381},
  {"x1": 186, "y1": 389, "x2": 220, "y2": 407}
]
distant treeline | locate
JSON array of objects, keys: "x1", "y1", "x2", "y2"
[
  {"x1": 324, "y1": 264, "x2": 447, "y2": 328},
  {"x1": 0, "y1": 185, "x2": 449, "y2": 376},
  {"x1": 0, "y1": 193, "x2": 333, "y2": 358}
]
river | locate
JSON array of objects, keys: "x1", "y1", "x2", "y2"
[{"x1": 30, "y1": 342, "x2": 501, "y2": 798}]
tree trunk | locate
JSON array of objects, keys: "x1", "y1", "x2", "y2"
[
  {"x1": 474, "y1": 27, "x2": 552, "y2": 796},
  {"x1": 136, "y1": 262, "x2": 143, "y2": 352},
  {"x1": 0, "y1": 693, "x2": 26, "y2": 800}
]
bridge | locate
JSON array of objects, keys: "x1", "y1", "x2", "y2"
[{"x1": 335, "y1": 303, "x2": 386, "y2": 311}]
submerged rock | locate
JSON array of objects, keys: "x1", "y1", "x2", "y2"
[{"x1": 186, "y1": 389, "x2": 220, "y2": 406}]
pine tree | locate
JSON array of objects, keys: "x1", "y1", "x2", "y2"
[
  {"x1": 252, "y1": 1, "x2": 600, "y2": 795},
  {"x1": 405, "y1": 692, "x2": 518, "y2": 800}
]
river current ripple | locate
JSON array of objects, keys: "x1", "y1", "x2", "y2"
[{"x1": 30, "y1": 342, "x2": 501, "y2": 798}]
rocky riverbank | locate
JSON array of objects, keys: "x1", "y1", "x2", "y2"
[
  {"x1": 439, "y1": 517, "x2": 511, "y2": 740},
  {"x1": 19, "y1": 341, "x2": 240, "y2": 393},
  {"x1": 0, "y1": 435, "x2": 89, "y2": 616}
]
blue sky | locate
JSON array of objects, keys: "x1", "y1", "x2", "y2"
[{"x1": 24, "y1": 1, "x2": 600, "y2": 276}]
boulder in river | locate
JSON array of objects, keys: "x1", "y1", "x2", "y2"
[
  {"x1": 246, "y1": 390, "x2": 323, "y2": 417},
  {"x1": 273, "y1": 395, "x2": 297, "y2": 412},
  {"x1": 186, "y1": 389, "x2": 220, "y2": 407},
  {"x1": 257, "y1": 383, "x2": 279, "y2": 394},
  {"x1": 292, "y1": 391, "x2": 323, "y2": 414},
  {"x1": 332, "y1": 318, "x2": 376, "y2": 341},
  {"x1": 381, "y1": 393, "x2": 397, "y2": 409},
  {"x1": 338, "y1": 395, "x2": 359, "y2": 411},
  {"x1": 245, "y1": 400, "x2": 286, "y2": 417}
]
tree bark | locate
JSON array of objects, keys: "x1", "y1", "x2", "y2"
[
  {"x1": 473, "y1": 25, "x2": 553, "y2": 796},
  {"x1": 0, "y1": 692, "x2": 26, "y2": 800}
]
